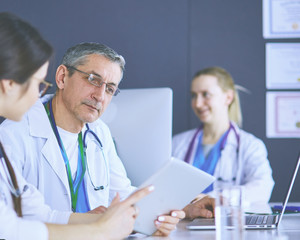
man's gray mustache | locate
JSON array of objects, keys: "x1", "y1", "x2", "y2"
[{"x1": 82, "y1": 100, "x2": 102, "y2": 110}]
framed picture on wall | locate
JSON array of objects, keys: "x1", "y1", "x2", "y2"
[
  {"x1": 266, "y1": 91, "x2": 300, "y2": 138},
  {"x1": 266, "y1": 43, "x2": 300, "y2": 89},
  {"x1": 263, "y1": 0, "x2": 300, "y2": 39}
]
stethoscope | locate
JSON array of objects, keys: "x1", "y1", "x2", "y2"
[
  {"x1": 45, "y1": 99, "x2": 109, "y2": 192},
  {"x1": 184, "y1": 122, "x2": 240, "y2": 183},
  {"x1": 83, "y1": 124, "x2": 109, "y2": 191}
]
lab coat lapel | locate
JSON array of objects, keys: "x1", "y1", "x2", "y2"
[
  {"x1": 41, "y1": 134, "x2": 70, "y2": 194},
  {"x1": 218, "y1": 122, "x2": 240, "y2": 182},
  {"x1": 28, "y1": 99, "x2": 71, "y2": 197}
]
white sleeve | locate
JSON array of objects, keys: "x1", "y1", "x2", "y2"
[
  {"x1": 12, "y1": 163, "x2": 72, "y2": 224},
  {"x1": 172, "y1": 129, "x2": 197, "y2": 162},
  {"x1": 21, "y1": 182, "x2": 71, "y2": 224},
  {"x1": 172, "y1": 131, "x2": 188, "y2": 158},
  {"x1": 106, "y1": 133, "x2": 136, "y2": 203},
  {"x1": 0, "y1": 167, "x2": 50, "y2": 240},
  {"x1": 240, "y1": 135, "x2": 275, "y2": 204},
  {"x1": 0, "y1": 199, "x2": 48, "y2": 240}
]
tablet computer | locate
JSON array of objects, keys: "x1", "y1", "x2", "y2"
[{"x1": 133, "y1": 157, "x2": 215, "y2": 235}]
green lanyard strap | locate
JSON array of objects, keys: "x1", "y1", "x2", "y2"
[{"x1": 44, "y1": 100, "x2": 86, "y2": 212}]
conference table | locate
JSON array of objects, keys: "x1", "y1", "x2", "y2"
[{"x1": 128, "y1": 204, "x2": 300, "y2": 240}]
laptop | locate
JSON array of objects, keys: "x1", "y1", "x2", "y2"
[
  {"x1": 187, "y1": 153, "x2": 300, "y2": 230},
  {"x1": 100, "y1": 88, "x2": 172, "y2": 186},
  {"x1": 133, "y1": 157, "x2": 215, "y2": 235}
]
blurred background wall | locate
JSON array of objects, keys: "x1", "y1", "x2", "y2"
[{"x1": 2, "y1": 0, "x2": 299, "y2": 201}]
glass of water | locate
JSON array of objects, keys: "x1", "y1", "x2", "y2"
[{"x1": 215, "y1": 185, "x2": 245, "y2": 240}]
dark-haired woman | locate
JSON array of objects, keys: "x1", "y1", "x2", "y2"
[{"x1": 0, "y1": 12, "x2": 157, "y2": 240}]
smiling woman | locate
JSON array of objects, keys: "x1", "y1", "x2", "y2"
[{"x1": 172, "y1": 66, "x2": 275, "y2": 207}]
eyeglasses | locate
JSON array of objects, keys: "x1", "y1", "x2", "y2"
[
  {"x1": 39, "y1": 80, "x2": 53, "y2": 98},
  {"x1": 66, "y1": 65, "x2": 120, "y2": 96}
]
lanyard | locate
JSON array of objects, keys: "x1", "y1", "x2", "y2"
[{"x1": 44, "y1": 100, "x2": 86, "y2": 212}]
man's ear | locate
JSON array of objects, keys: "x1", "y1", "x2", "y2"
[
  {"x1": 0, "y1": 79, "x2": 17, "y2": 95},
  {"x1": 55, "y1": 65, "x2": 68, "y2": 89}
]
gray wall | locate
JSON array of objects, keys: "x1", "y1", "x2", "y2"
[{"x1": 1, "y1": 0, "x2": 299, "y2": 202}]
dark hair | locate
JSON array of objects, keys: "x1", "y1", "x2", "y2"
[
  {"x1": 0, "y1": 12, "x2": 53, "y2": 84},
  {"x1": 0, "y1": 143, "x2": 22, "y2": 217},
  {"x1": 0, "y1": 12, "x2": 53, "y2": 217}
]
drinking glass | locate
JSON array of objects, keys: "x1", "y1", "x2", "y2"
[{"x1": 215, "y1": 185, "x2": 244, "y2": 240}]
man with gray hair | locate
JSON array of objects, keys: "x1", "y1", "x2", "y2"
[
  {"x1": 0, "y1": 42, "x2": 215, "y2": 231},
  {"x1": 0, "y1": 42, "x2": 187, "y2": 236},
  {"x1": 1, "y1": 42, "x2": 133, "y2": 212}
]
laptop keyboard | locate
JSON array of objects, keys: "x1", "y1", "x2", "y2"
[{"x1": 246, "y1": 215, "x2": 276, "y2": 225}]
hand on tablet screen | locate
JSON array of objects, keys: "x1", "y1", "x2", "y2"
[
  {"x1": 95, "y1": 185, "x2": 154, "y2": 239},
  {"x1": 153, "y1": 210, "x2": 185, "y2": 236}
]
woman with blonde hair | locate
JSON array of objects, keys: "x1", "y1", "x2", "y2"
[{"x1": 173, "y1": 67, "x2": 274, "y2": 208}]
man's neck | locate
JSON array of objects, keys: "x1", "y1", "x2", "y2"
[{"x1": 51, "y1": 94, "x2": 84, "y2": 134}]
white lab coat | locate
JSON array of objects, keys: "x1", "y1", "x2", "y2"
[
  {"x1": 172, "y1": 122, "x2": 275, "y2": 205},
  {"x1": 0, "y1": 95, "x2": 135, "y2": 212},
  {"x1": 0, "y1": 158, "x2": 71, "y2": 240}
]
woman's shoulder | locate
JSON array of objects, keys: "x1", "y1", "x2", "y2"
[
  {"x1": 238, "y1": 128, "x2": 267, "y2": 152},
  {"x1": 173, "y1": 128, "x2": 199, "y2": 142},
  {"x1": 172, "y1": 128, "x2": 199, "y2": 156},
  {"x1": 239, "y1": 128, "x2": 262, "y2": 142}
]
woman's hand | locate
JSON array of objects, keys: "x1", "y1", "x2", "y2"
[
  {"x1": 94, "y1": 185, "x2": 154, "y2": 240},
  {"x1": 152, "y1": 210, "x2": 185, "y2": 236}
]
